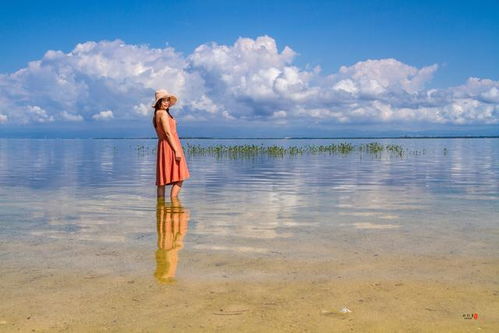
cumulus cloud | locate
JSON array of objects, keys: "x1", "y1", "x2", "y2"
[
  {"x1": 26, "y1": 105, "x2": 54, "y2": 123},
  {"x1": 0, "y1": 35, "x2": 497, "y2": 127},
  {"x1": 92, "y1": 110, "x2": 114, "y2": 120},
  {"x1": 61, "y1": 111, "x2": 83, "y2": 121}
]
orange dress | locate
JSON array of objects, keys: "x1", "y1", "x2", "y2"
[{"x1": 154, "y1": 113, "x2": 190, "y2": 186}]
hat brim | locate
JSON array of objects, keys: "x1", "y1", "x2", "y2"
[{"x1": 152, "y1": 95, "x2": 178, "y2": 108}]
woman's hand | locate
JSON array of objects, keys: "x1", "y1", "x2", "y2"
[{"x1": 174, "y1": 151, "x2": 182, "y2": 162}]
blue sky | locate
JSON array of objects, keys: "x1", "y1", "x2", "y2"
[{"x1": 0, "y1": 0, "x2": 498, "y2": 137}]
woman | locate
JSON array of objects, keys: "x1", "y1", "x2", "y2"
[{"x1": 152, "y1": 89, "x2": 190, "y2": 198}]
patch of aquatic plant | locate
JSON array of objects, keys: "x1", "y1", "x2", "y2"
[
  {"x1": 126, "y1": 142, "x2": 444, "y2": 158},
  {"x1": 187, "y1": 143, "x2": 288, "y2": 158},
  {"x1": 184, "y1": 142, "x2": 410, "y2": 158},
  {"x1": 131, "y1": 144, "x2": 155, "y2": 156},
  {"x1": 304, "y1": 143, "x2": 355, "y2": 154}
]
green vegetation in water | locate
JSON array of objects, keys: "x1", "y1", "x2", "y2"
[
  {"x1": 184, "y1": 142, "x2": 410, "y2": 158},
  {"x1": 131, "y1": 144, "x2": 154, "y2": 156},
  {"x1": 126, "y1": 142, "x2": 445, "y2": 159}
]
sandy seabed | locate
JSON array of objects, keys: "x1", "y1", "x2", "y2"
[{"x1": 1, "y1": 244, "x2": 498, "y2": 333}]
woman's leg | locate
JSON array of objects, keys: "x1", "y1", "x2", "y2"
[
  {"x1": 170, "y1": 181, "x2": 184, "y2": 198},
  {"x1": 157, "y1": 185, "x2": 165, "y2": 198}
]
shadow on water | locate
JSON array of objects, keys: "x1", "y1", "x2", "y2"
[{"x1": 154, "y1": 198, "x2": 190, "y2": 284}]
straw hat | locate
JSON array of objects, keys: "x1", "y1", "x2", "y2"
[{"x1": 152, "y1": 89, "x2": 178, "y2": 108}]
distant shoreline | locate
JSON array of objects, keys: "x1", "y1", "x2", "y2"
[
  {"x1": 1, "y1": 136, "x2": 498, "y2": 140},
  {"x1": 97, "y1": 136, "x2": 499, "y2": 140}
]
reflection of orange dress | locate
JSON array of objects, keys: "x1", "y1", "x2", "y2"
[
  {"x1": 154, "y1": 114, "x2": 190, "y2": 186},
  {"x1": 154, "y1": 199, "x2": 189, "y2": 283}
]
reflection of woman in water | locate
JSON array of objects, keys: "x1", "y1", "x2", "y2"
[{"x1": 154, "y1": 197, "x2": 190, "y2": 283}]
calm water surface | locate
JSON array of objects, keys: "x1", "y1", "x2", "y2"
[
  {"x1": 0, "y1": 138, "x2": 498, "y2": 331},
  {"x1": 1, "y1": 138, "x2": 498, "y2": 260}
]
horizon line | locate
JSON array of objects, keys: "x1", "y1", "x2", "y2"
[{"x1": 1, "y1": 135, "x2": 498, "y2": 140}]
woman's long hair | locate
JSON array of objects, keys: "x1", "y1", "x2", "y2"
[{"x1": 153, "y1": 98, "x2": 172, "y2": 129}]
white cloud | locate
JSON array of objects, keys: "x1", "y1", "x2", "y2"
[
  {"x1": 60, "y1": 111, "x2": 83, "y2": 121},
  {"x1": 271, "y1": 110, "x2": 287, "y2": 118},
  {"x1": 0, "y1": 36, "x2": 497, "y2": 127},
  {"x1": 92, "y1": 110, "x2": 114, "y2": 120},
  {"x1": 0, "y1": 114, "x2": 7, "y2": 123},
  {"x1": 189, "y1": 94, "x2": 220, "y2": 114},
  {"x1": 333, "y1": 79, "x2": 358, "y2": 94},
  {"x1": 333, "y1": 58, "x2": 438, "y2": 95},
  {"x1": 133, "y1": 103, "x2": 151, "y2": 116},
  {"x1": 26, "y1": 105, "x2": 54, "y2": 123}
]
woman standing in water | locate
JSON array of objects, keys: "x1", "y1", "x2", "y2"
[{"x1": 152, "y1": 89, "x2": 190, "y2": 198}]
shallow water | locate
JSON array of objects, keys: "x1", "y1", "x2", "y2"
[{"x1": 0, "y1": 138, "x2": 498, "y2": 332}]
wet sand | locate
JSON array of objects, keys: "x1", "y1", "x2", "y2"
[{"x1": 1, "y1": 244, "x2": 498, "y2": 332}]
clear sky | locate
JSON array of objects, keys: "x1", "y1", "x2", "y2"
[{"x1": 0, "y1": 0, "x2": 498, "y2": 137}]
